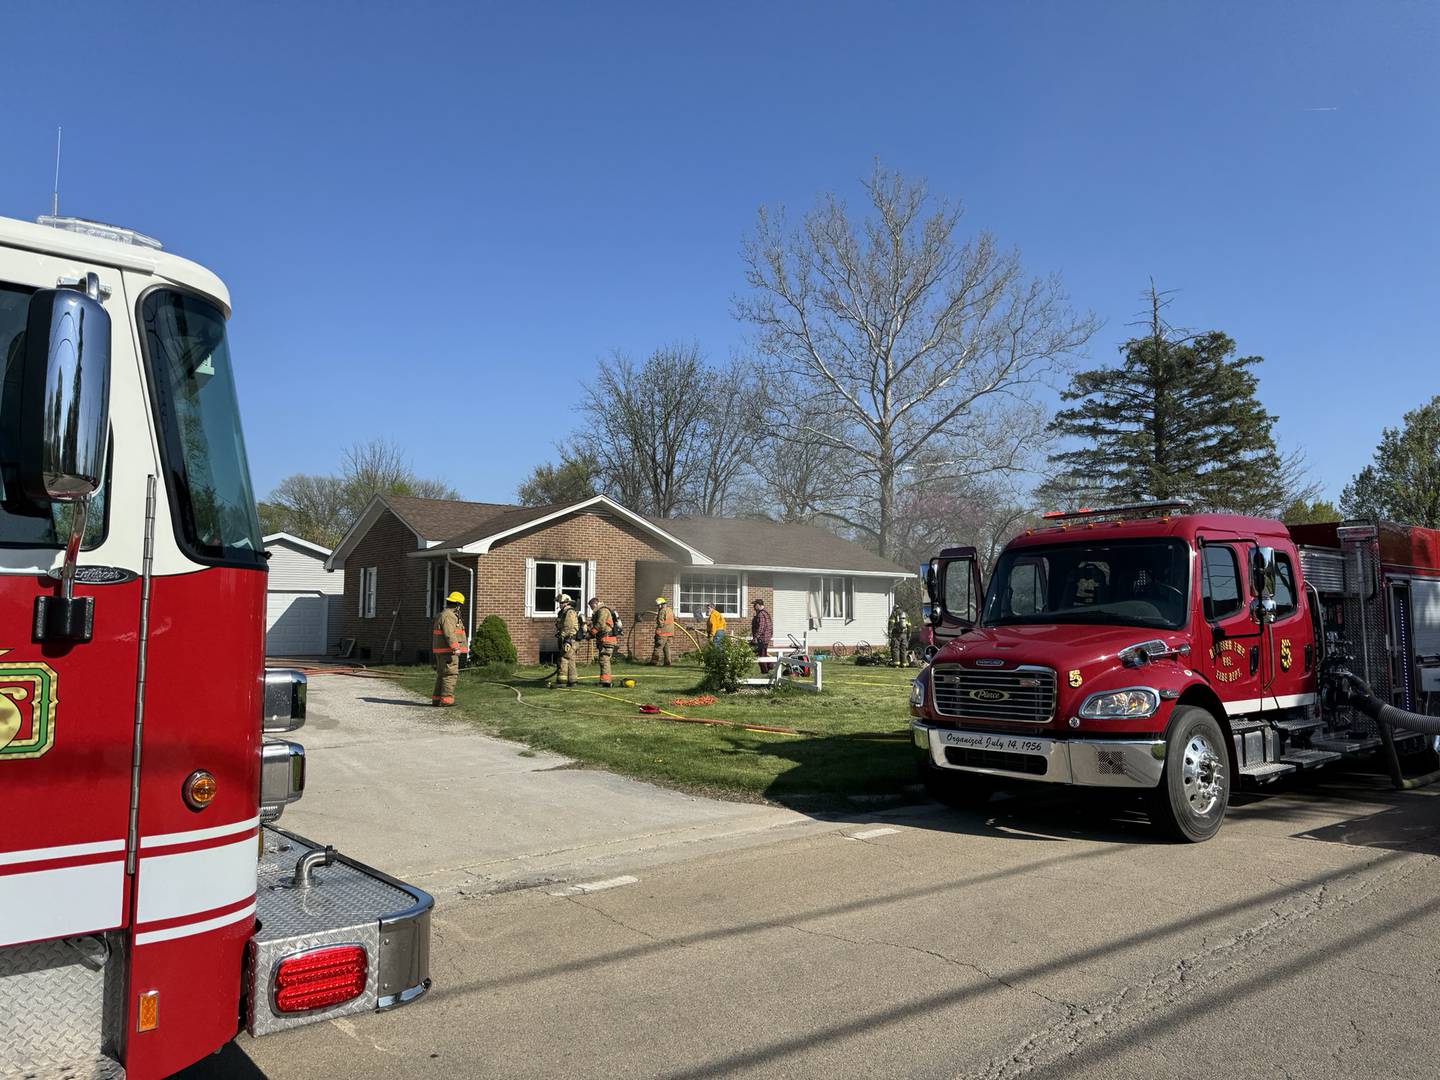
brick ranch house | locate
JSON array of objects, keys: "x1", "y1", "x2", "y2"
[{"x1": 325, "y1": 493, "x2": 913, "y2": 664}]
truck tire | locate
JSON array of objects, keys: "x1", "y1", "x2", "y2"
[
  {"x1": 1148, "y1": 706, "x2": 1230, "y2": 843},
  {"x1": 920, "y1": 761, "x2": 997, "y2": 809}
]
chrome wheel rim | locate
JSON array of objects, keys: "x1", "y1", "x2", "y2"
[{"x1": 1181, "y1": 733, "x2": 1225, "y2": 817}]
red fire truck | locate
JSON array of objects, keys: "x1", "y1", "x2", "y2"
[
  {"x1": 913, "y1": 501, "x2": 1440, "y2": 842},
  {"x1": 1, "y1": 215, "x2": 431, "y2": 1078}
]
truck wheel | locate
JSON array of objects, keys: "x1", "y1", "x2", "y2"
[
  {"x1": 920, "y1": 761, "x2": 997, "y2": 809},
  {"x1": 1148, "y1": 706, "x2": 1230, "y2": 843}
]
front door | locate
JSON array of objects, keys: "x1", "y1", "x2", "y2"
[
  {"x1": 0, "y1": 254, "x2": 140, "y2": 948},
  {"x1": 1262, "y1": 549, "x2": 1316, "y2": 708},
  {"x1": 1196, "y1": 537, "x2": 1265, "y2": 712}
]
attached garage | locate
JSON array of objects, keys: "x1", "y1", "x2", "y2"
[{"x1": 264, "y1": 533, "x2": 343, "y2": 657}]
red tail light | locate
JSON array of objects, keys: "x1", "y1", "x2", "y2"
[{"x1": 272, "y1": 945, "x2": 368, "y2": 1013}]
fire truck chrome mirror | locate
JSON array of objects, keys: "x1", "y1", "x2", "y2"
[
  {"x1": 15, "y1": 278, "x2": 113, "y2": 642},
  {"x1": 263, "y1": 668, "x2": 308, "y2": 733}
]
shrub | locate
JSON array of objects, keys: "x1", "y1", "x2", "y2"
[
  {"x1": 698, "y1": 635, "x2": 757, "y2": 693},
  {"x1": 470, "y1": 614, "x2": 518, "y2": 666}
]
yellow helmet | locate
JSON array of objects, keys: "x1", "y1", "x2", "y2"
[
  {"x1": 655, "y1": 596, "x2": 668, "y2": 605},
  {"x1": 446, "y1": 591, "x2": 465, "y2": 604}
]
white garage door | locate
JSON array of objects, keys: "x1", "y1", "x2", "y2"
[{"x1": 265, "y1": 592, "x2": 328, "y2": 656}]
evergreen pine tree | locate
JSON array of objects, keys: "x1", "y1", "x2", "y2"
[{"x1": 1048, "y1": 287, "x2": 1293, "y2": 515}]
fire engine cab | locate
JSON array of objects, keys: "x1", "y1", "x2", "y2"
[
  {"x1": 913, "y1": 501, "x2": 1440, "y2": 842},
  {"x1": 0, "y1": 215, "x2": 431, "y2": 1079}
]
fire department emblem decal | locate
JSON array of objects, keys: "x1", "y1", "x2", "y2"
[
  {"x1": 0, "y1": 657, "x2": 59, "y2": 760},
  {"x1": 1211, "y1": 639, "x2": 1247, "y2": 684}
]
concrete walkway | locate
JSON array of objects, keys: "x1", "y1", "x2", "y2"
[{"x1": 278, "y1": 673, "x2": 824, "y2": 899}]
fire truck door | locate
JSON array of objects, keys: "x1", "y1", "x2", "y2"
[
  {"x1": 924, "y1": 547, "x2": 983, "y2": 645},
  {"x1": 1196, "y1": 538, "x2": 1265, "y2": 712},
  {"x1": 1260, "y1": 550, "x2": 1315, "y2": 707},
  {"x1": 0, "y1": 258, "x2": 141, "y2": 947}
]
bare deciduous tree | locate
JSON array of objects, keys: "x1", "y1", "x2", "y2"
[
  {"x1": 737, "y1": 165, "x2": 1097, "y2": 558},
  {"x1": 582, "y1": 344, "x2": 760, "y2": 518}
]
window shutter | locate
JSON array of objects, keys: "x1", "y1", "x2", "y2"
[
  {"x1": 368, "y1": 567, "x2": 378, "y2": 619},
  {"x1": 424, "y1": 564, "x2": 433, "y2": 618},
  {"x1": 587, "y1": 560, "x2": 597, "y2": 605},
  {"x1": 357, "y1": 569, "x2": 364, "y2": 617},
  {"x1": 524, "y1": 558, "x2": 536, "y2": 617}
]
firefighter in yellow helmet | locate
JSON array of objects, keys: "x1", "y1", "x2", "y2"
[
  {"x1": 651, "y1": 596, "x2": 675, "y2": 667},
  {"x1": 553, "y1": 594, "x2": 580, "y2": 688},
  {"x1": 431, "y1": 591, "x2": 468, "y2": 706},
  {"x1": 587, "y1": 597, "x2": 618, "y2": 688}
]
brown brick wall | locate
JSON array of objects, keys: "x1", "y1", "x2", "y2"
[
  {"x1": 338, "y1": 510, "x2": 430, "y2": 663},
  {"x1": 469, "y1": 510, "x2": 684, "y2": 664}
]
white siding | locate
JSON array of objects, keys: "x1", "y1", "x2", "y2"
[
  {"x1": 769, "y1": 574, "x2": 897, "y2": 648},
  {"x1": 266, "y1": 541, "x2": 342, "y2": 593},
  {"x1": 264, "y1": 536, "x2": 341, "y2": 656}
]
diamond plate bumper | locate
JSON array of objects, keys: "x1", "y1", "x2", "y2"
[
  {"x1": 247, "y1": 827, "x2": 432, "y2": 1036},
  {"x1": 0, "y1": 934, "x2": 125, "y2": 1080}
]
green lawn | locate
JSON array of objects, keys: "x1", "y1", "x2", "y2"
[{"x1": 376, "y1": 656, "x2": 922, "y2": 808}]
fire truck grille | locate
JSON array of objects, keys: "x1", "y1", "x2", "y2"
[{"x1": 931, "y1": 666, "x2": 1057, "y2": 724}]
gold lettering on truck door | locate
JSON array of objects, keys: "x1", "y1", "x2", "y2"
[{"x1": 0, "y1": 661, "x2": 58, "y2": 759}]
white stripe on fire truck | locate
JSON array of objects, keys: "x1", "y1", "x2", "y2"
[
  {"x1": 136, "y1": 835, "x2": 258, "y2": 924},
  {"x1": 0, "y1": 861, "x2": 125, "y2": 948},
  {"x1": 134, "y1": 901, "x2": 256, "y2": 946},
  {"x1": 140, "y1": 814, "x2": 260, "y2": 850},
  {"x1": 1223, "y1": 693, "x2": 1318, "y2": 716},
  {"x1": 0, "y1": 837, "x2": 126, "y2": 866}
]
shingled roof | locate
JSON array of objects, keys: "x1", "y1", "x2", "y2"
[
  {"x1": 381, "y1": 494, "x2": 521, "y2": 543},
  {"x1": 329, "y1": 492, "x2": 908, "y2": 577},
  {"x1": 656, "y1": 516, "x2": 907, "y2": 575}
]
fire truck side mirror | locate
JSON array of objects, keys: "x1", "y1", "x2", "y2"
[
  {"x1": 19, "y1": 280, "x2": 112, "y2": 505},
  {"x1": 1251, "y1": 546, "x2": 1278, "y2": 624}
]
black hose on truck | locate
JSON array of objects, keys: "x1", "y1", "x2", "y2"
[{"x1": 1332, "y1": 672, "x2": 1440, "y2": 790}]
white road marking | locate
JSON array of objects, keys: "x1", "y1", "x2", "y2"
[
  {"x1": 549, "y1": 875, "x2": 640, "y2": 896},
  {"x1": 846, "y1": 827, "x2": 901, "y2": 840}
]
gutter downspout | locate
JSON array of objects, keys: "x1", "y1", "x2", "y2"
[{"x1": 447, "y1": 555, "x2": 475, "y2": 643}]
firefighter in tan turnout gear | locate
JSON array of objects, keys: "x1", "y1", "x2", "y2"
[
  {"x1": 651, "y1": 596, "x2": 675, "y2": 666},
  {"x1": 431, "y1": 591, "x2": 469, "y2": 705},
  {"x1": 588, "y1": 597, "x2": 618, "y2": 688},
  {"x1": 888, "y1": 604, "x2": 911, "y2": 667},
  {"x1": 553, "y1": 594, "x2": 580, "y2": 687}
]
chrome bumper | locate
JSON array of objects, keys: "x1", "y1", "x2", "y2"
[
  {"x1": 915, "y1": 722, "x2": 1165, "y2": 789},
  {"x1": 247, "y1": 827, "x2": 433, "y2": 1036}
]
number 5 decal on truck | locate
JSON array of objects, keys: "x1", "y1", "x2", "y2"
[{"x1": 0, "y1": 655, "x2": 58, "y2": 759}]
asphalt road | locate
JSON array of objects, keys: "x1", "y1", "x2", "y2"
[{"x1": 183, "y1": 674, "x2": 1440, "y2": 1079}]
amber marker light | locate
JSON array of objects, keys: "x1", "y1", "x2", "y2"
[
  {"x1": 183, "y1": 769, "x2": 217, "y2": 811},
  {"x1": 137, "y1": 990, "x2": 160, "y2": 1032}
]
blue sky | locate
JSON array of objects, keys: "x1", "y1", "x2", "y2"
[{"x1": 3, "y1": 2, "x2": 1435, "y2": 504}]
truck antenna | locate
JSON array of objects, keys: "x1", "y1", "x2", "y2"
[{"x1": 51, "y1": 126, "x2": 62, "y2": 218}]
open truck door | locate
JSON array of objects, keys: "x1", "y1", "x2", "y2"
[{"x1": 922, "y1": 546, "x2": 984, "y2": 648}]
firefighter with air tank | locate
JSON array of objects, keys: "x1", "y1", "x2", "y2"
[
  {"x1": 587, "y1": 596, "x2": 619, "y2": 688},
  {"x1": 553, "y1": 593, "x2": 580, "y2": 688},
  {"x1": 888, "y1": 604, "x2": 912, "y2": 667},
  {"x1": 651, "y1": 595, "x2": 675, "y2": 666}
]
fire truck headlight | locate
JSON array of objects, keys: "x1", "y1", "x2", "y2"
[
  {"x1": 909, "y1": 678, "x2": 925, "y2": 707},
  {"x1": 1078, "y1": 688, "x2": 1160, "y2": 719}
]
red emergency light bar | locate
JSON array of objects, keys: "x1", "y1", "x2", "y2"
[{"x1": 1040, "y1": 500, "x2": 1192, "y2": 524}]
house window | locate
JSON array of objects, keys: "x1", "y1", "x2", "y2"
[
  {"x1": 359, "y1": 566, "x2": 378, "y2": 619},
  {"x1": 534, "y1": 560, "x2": 585, "y2": 616},
  {"x1": 425, "y1": 563, "x2": 448, "y2": 618},
  {"x1": 680, "y1": 573, "x2": 740, "y2": 617},
  {"x1": 808, "y1": 575, "x2": 854, "y2": 624}
]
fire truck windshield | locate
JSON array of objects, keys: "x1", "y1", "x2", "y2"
[
  {"x1": 0, "y1": 282, "x2": 109, "y2": 549},
  {"x1": 982, "y1": 537, "x2": 1191, "y2": 630},
  {"x1": 141, "y1": 288, "x2": 264, "y2": 566}
]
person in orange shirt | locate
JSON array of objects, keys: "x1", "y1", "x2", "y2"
[{"x1": 705, "y1": 604, "x2": 727, "y2": 643}]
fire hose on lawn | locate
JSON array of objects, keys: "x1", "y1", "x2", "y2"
[{"x1": 1333, "y1": 672, "x2": 1440, "y2": 790}]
